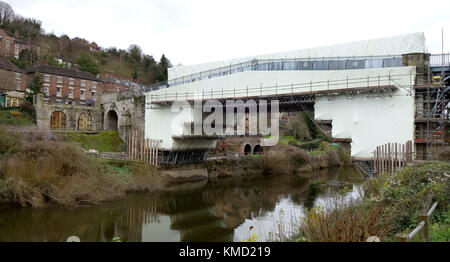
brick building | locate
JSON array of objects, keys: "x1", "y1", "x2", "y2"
[
  {"x1": 0, "y1": 29, "x2": 45, "y2": 59},
  {"x1": 0, "y1": 57, "x2": 27, "y2": 107},
  {"x1": 102, "y1": 77, "x2": 144, "y2": 95},
  {"x1": 26, "y1": 65, "x2": 103, "y2": 106}
]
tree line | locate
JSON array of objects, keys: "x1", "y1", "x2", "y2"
[{"x1": 0, "y1": 1, "x2": 172, "y2": 84}]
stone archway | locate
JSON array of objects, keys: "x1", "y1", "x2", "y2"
[
  {"x1": 244, "y1": 144, "x2": 252, "y2": 155},
  {"x1": 50, "y1": 111, "x2": 67, "y2": 129},
  {"x1": 105, "y1": 110, "x2": 118, "y2": 130},
  {"x1": 78, "y1": 112, "x2": 93, "y2": 131},
  {"x1": 253, "y1": 145, "x2": 262, "y2": 154}
]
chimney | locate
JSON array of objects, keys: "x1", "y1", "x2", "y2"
[
  {"x1": 73, "y1": 64, "x2": 79, "y2": 72},
  {"x1": 14, "y1": 30, "x2": 19, "y2": 39}
]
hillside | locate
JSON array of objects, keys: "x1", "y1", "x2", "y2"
[{"x1": 0, "y1": 1, "x2": 171, "y2": 85}]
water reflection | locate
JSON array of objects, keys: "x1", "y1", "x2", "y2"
[{"x1": 0, "y1": 167, "x2": 365, "y2": 242}]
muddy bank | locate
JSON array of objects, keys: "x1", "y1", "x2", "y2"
[{"x1": 203, "y1": 145, "x2": 351, "y2": 180}]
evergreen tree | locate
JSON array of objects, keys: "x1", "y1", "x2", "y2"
[{"x1": 26, "y1": 74, "x2": 43, "y2": 103}]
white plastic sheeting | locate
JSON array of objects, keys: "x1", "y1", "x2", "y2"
[
  {"x1": 315, "y1": 68, "x2": 416, "y2": 158},
  {"x1": 169, "y1": 32, "x2": 425, "y2": 80},
  {"x1": 146, "y1": 66, "x2": 415, "y2": 153}
]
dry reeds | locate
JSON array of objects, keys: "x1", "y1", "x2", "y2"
[{"x1": 299, "y1": 202, "x2": 392, "y2": 242}]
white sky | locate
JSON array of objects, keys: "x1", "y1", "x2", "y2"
[{"x1": 9, "y1": 0, "x2": 450, "y2": 66}]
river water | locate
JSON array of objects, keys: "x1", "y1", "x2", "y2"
[{"x1": 0, "y1": 167, "x2": 366, "y2": 242}]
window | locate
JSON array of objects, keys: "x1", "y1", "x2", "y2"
[
  {"x1": 69, "y1": 78, "x2": 74, "y2": 85},
  {"x1": 16, "y1": 83, "x2": 21, "y2": 90},
  {"x1": 69, "y1": 88, "x2": 73, "y2": 98},
  {"x1": 80, "y1": 90, "x2": 85, "y2": 100},
  {"x1": 57, "y1": 76, "x2": 63, "y2": 83},
  {"x1": 44, "y1": 75, "x2": 50, "y2": 82},
  {"x1": 57, "y1": 86, "x2": 62, "y2": 97},
  {"x1": 15, "y1": 73, "x2": 21, "y2": 81},
  {"x1": 81, "y1": 80, "x2": 86, "y2": 87},
  {"x1": 44, "y1": 86, "x2": 49, "y2": 94},
  {"x1": 14, "y1": 44, "x2": 19, "y2": 54},
  {"x1": 5, "y1": 40, "x2": 10, "y2": 46},
  {"x1": 91, "y1": 82, "x2": 97, "y2": 88}
]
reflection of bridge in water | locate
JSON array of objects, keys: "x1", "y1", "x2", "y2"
[{"x1": 0, "y1": 168, "x2": 364, "y2": 242}]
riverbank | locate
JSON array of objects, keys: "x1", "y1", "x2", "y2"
[
  {"x1": 292, "y1": 161, "x2": 450, "y2": 242},
  {"x1": 0, "y1": 126, "x2": 351, "y2": 208}
]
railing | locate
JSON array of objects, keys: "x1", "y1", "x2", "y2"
[
  {"x1": 148, "y1": 73, "x2": 410, "y2": 103},
  {"x1": 430, "y1": 53, "x2": 450, "y2": 67},
  {"x1": 395, "y1": 202, "x2": 439, "y2": 242},
  {"x1": 144, "y1": 54, "x2": 404, "y2": 91}
]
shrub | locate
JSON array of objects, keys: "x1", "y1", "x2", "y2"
[
  {"x1": 287, "y1": 113, "x2": 312, "y2": 141},
  {"x1": 326, "y1": 149, "x2": 341, "y2": 167}
]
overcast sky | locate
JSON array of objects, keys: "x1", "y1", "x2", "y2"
[{"x1": 9, "y1": 0, "x2": 450, "y2": 66}]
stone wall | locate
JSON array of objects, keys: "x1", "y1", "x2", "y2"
[
  {"x1": 402, "y1": 53, "x2": 431, "y2": 85},
  {"x1": 33, "y1": 93, "x2": 102, "y2": 130},
  {"x1": 100, "y1": 90, "x2": 146, "y2": 141}
]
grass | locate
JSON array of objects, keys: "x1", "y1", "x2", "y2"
[
  {"x1": 0, "y1": 108, "x2": 34, "y2": 126},
  {"x1": 59, "y1": 131, "x2": 124, "y2": 152},
  {"x1": 278, "y1": 136, "x2": 303, "y2": 146}
]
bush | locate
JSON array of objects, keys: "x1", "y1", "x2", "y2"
[
  {"x1": 287, "y1": 113, "x2": 312, "y2": 141},
  {"x1": 365, "y1": 162, "x2": 450, "y2": 232},
  {"x1": 326, "y1": 149, "x2": 341, "y2": 167}
]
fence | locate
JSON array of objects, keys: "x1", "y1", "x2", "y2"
[
  {"x1": 395, "y1": 202, "x2": 439, "y2": 242},
  {"x1": 148, "y1": 73, "x2": 409, "y2": 103},
  {"x1": 373, "y1": 141, "x2": 414, "y2": 175},
  {"x1": 127, "y1": 129, "x2": 161, "y2": 165},
  {"x1": 430, "y1": 53, "x2": 450, "y2": 67}
]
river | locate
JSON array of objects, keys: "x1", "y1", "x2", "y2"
[{"x1": 0, "y1": 167, "x2": 366, "y2": 242}]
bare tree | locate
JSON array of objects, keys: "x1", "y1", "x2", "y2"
[{"x1": 0, "y1": 1, "x2": 14, "y2": 27}]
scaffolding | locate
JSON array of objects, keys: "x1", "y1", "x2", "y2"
[{"x1": 413, "y1": 69, "x2": 450, "y2": 160}]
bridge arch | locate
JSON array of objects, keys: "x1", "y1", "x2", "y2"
[
  {"x1": 105, "y1": 110, "x2": 118, "y2": 131},
  {"x1": 244, "y1": 144, "x2": 252, "y2": 155},
  {"x1": 50, "y1": 111, "x2": 67, "y2": 129},
  {"x1": 253, "y1": 145, "x2": 262, "y2": 154}
]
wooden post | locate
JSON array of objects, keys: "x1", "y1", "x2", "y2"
[
  {"x1": 395, "y1": 233, "x2": 409, "y2": 242},
  {"x1": 154, "y1": 140, "x2": 157, "y2": 165},
  {"x1": 141, "y1": 131, "x2": 145, "y2": 161},
  {"x1": 402, "y1": 144, "x2": 405, "y2": 168},
  {"x1": 419, "y1": 215, "x2": 430, "y2": 242},
  {"x1": 128, "y1": 131, "x2": 131, "y2": 160},
  {"x1": 131, "y1": 130, "x2": 135, "y2": 160},
  {"x1": 387, "y1": 143, "x2": 392, "y2": 173},
  {"x1": 135, "y1": 129, "x2": 138, "y2": 160},
  {"x1": 155, "y1": 141, "x2": 159, "y2": 166},
  {"x1": 391, "y1": 143, "x2": 394, "y2": 173},
  {"x1": 149, "y1": 140, "x2": 153, "y2": 165},
  {"x1": 394, "y1": 143, "x2": 398, "y2": 172},
  {"x1": 381, "y1": 145, "x2": 385, "y2": 174}
]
